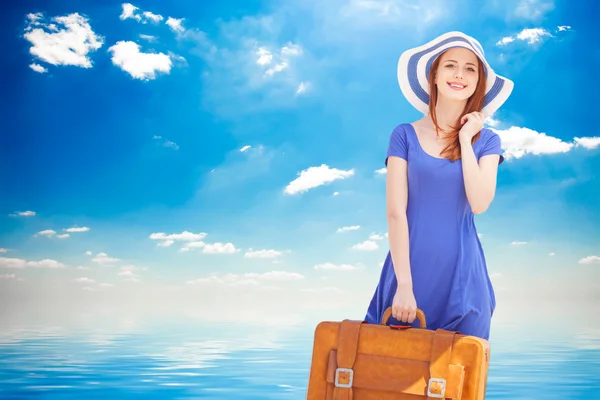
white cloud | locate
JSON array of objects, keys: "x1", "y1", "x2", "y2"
[
  {"x1": 485, "y1": 116, "x2": 501, "y2": 128},
  {"x1": 166, "y1": 17, "x2": 185, "y2": 33},
  {"x1": 301, "y1": 286, "x2": 343, "y2": 293},
  {"x1": 202, "y1": 242, "x2": 239, "y2": 254},
  {"x1": 153, "y1": 135, "x2": 180, "y2": 150},
  {"x1": 245, "y1": 271, "x2": 304, "y2": 281},
  {"x1": 91, "y1": 252, "x2": 119, "y2": 264},
  {"x1": 35, "y1": 229, "x2": 56, "y2": 237},
  {"x1": 84, "y1": 251, "x2": 92, "y2": 256},
  {"x1": 118, "y1": 265, "x2": 146, "y2": 282},
  {"x1": 0, "y1": 258, "x2": 25, "y2": 268},
  {"x1": 29, "y1": 63, "x2": 48, "y2": 73},
  {"x1": 119, "y1": 3, "x2": 164, "y2": 24},
  {"x1": 337, "y1": 225, "x2": 360, "y2": 233},
  {"x1": 496, "y1": 36, "x2": 515, "y2": 46},
  {"x1": 284, "y1": 164, "x2": 354, "y2": 195},
  {"x1": 0, "y1": 249, "x2": 8, "y2": 253},
  {"x1": 240, "y1": 145, "x2": 251, "y2": 152},
  {"x1": 142, "y1": 12, "x2": 163, "y2": 24},
  {"x1": 579, "y1": 256, "x2": 600, "y2": 265},
  {"x1": 186, "y1": 271, "x2": 304, "y2": 286},
  {"x1": 492, "y1": 125, "x2": 600, "y2": 160},
  {"x1": 374, "y1": 167, "x2": 387, "y2": 175},
  {"x1": 178, "y1": 15, "x2": 309, "y2": 117},
  {"x1": 150, "y1": 232, "x2": 212, "y2": 252},
  {"x1": 314, "y1": 262, "x2": 361, "y2": 271},
  {"x1": 511, "y1": 241, "x2": 527, "y2": 245},
  {"x1": 351, "y1": 240, "x2": 379, "y2": 251},
  {"x1": 496, "y1": 27, "x2": 554, "y2": 46},
  {"x1": 120, "y1": 3, "x2": 139, "y2": 21},
  {"x1": 574, "y1": 137, "x2": 600, "y2": 150},
  {"x1": 0, "y1": 274, "x2": 16, "y2": 279},
  {"x1": 139, "y1": 34, "x2": 157, "y2": 42},
  {"x1": 0, "y1": 257, "x2": 66, "y2": 269},
  {"x1": 179, "y1": 241, "x2": 206, "y2": 252},
  {"x1": 255, "y1": 42, "x2": 302, "y2": 77},
  {"x1": 65, "y1": 227, "x2": 90, "y2": 232},
  {"x1": 244, "y1": 249, "x2": 286, "y2": 258},
  {"x1": 34, "y1": 226, "x2": 89, "y2": 238},
  {"x1": 9, "y1": 211, "x2": 36, "y2": 217},
  {"x1": 296, "y1": 81, "x2": 310, "y2": 95},
  {"x1": 23, "y1": 12, "x2": 103, "y2": 69},
  {"x1": 108, "y1": 41, "x2": 173, "y2": 81},
  {"x1": 150, "y1": 231, "x2": 207, "y2": 241},
  {"x1": 75, "y1": 277, "x2": 95, "y2": 283},
  {"x1": 369, "y1": 233, "x2": 385, "y2": 240}
]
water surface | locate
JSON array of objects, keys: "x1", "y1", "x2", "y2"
[{"x1": 1, "y1": 313, "x2": 599, "y2": 399}]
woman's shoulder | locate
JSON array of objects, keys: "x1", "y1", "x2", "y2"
[
  {"x1": 477, "y1": 127, "x2": 501, "y2": 145},
  {"x1": 387, "y1": 122, "x2": 414, "y2": 141},
  {"x1": 389, "y1": 120, "x2": 422, "y2": 136}
]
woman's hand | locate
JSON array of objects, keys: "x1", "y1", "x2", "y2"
[
  {"x1": 392, "y1": 284, "x2": 417, "y2": 323},
  {"x1": 459, "y1": 111, "x2": 485, "y2": 143}
]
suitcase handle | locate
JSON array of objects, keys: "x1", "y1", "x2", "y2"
[{"x1": 381, "y1": 307, "x2": 427, "y2": 329}]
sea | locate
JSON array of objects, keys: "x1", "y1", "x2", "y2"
[{"x1": 1, "y1": 306, "x2": 599, "y2": 399}]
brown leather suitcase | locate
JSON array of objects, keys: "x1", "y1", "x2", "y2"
[{"x1": 306, "y1": 307, "x2": 490, "y2": 399}]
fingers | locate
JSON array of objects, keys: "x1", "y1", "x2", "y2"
[
  {"x1": 393, "y1": 307, "x2": 416, "y2": 323},
  {"x1": 408, "y1": 309, "x2": 416, "y2": 323},
  {"x1": 462, "y1": 111, "x2": 484, "y2": 123}
]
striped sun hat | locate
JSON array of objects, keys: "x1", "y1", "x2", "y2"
[{"x1": 397, "y1": 31, "x2": 514, "y2": 117}]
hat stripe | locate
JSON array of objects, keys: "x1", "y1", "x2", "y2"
[{"x1": 484, "y1": 76, "x2": 504, "y2": 108}]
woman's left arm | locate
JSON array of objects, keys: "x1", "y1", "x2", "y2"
[{"x1": 460, "y1": 139, "x2": 500, "y2": 214}]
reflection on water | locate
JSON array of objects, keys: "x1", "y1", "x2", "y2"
[{"x1": 0, "y1": 316, "x2": 599, "y2": 399}]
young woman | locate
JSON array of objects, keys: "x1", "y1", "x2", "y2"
[{"x1": 364, "y1": 31, "x2": 514, "y2": 340}]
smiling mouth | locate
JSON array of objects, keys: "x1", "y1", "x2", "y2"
[{"x1": 447, "y1": 82, "x2": 467, "y2": 90}]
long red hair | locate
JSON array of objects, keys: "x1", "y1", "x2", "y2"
[{"x1": 427, "y1": 51, "x2": 487, "y2": 161}]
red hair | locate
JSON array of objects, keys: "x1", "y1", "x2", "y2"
[{"x1": 427, "y1": 51, "x2": 487, "y2": 161}]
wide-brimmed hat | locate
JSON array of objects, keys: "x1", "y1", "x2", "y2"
[{"x1": 397, "y1": 31, "x2": 514, "y2": 117}]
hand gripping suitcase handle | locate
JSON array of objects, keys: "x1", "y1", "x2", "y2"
[{"x1": 380, "y1": 307, "x2": 427, "y2": 329}]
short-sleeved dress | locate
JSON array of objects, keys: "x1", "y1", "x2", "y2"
[{"x1": 364, "y1": 123, "x2": 504, "y2": 340}]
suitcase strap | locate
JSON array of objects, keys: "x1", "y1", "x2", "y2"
[
  {"x1": 333, "y1": 319, "x2": 362, "y2": 400},
  {"x1": 427, "y1": 329, "x2": 458, "y2": 399}
]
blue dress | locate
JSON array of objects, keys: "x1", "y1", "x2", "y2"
[{"x1": 364, "y1": 123, "x2": 504, "y2": 340}]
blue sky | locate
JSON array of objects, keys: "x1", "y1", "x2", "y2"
[{"x1": 1, "y1": 0, "x2": 599, "y2": 329}]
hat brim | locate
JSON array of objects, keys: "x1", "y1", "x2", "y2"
[{"x1": 397, "y1": 31, "x2": 514, "y2": 118}]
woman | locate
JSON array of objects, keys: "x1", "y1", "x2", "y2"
[{"x1": 364, "y1": 31, "x2": 514, "y2": 340}]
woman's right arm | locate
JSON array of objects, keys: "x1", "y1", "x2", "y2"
[{"x1": 386, "y1": 155, "x2": 416, "y2": 323}]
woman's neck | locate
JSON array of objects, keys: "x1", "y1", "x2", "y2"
[{"x1": 428, "y1": 96, "x2": 467, "y2": 133}]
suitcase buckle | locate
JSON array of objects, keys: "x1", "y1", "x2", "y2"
[
  {"x1": 427, "y1": 377, "x2": 446, "y2": 398},
  {"x1": 334, "y1": 367, "x2": 353, "y2": 388}
]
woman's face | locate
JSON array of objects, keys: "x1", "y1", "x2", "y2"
[{"x1": 434, "y1": 47, "x2": 480, "y2": 102}]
